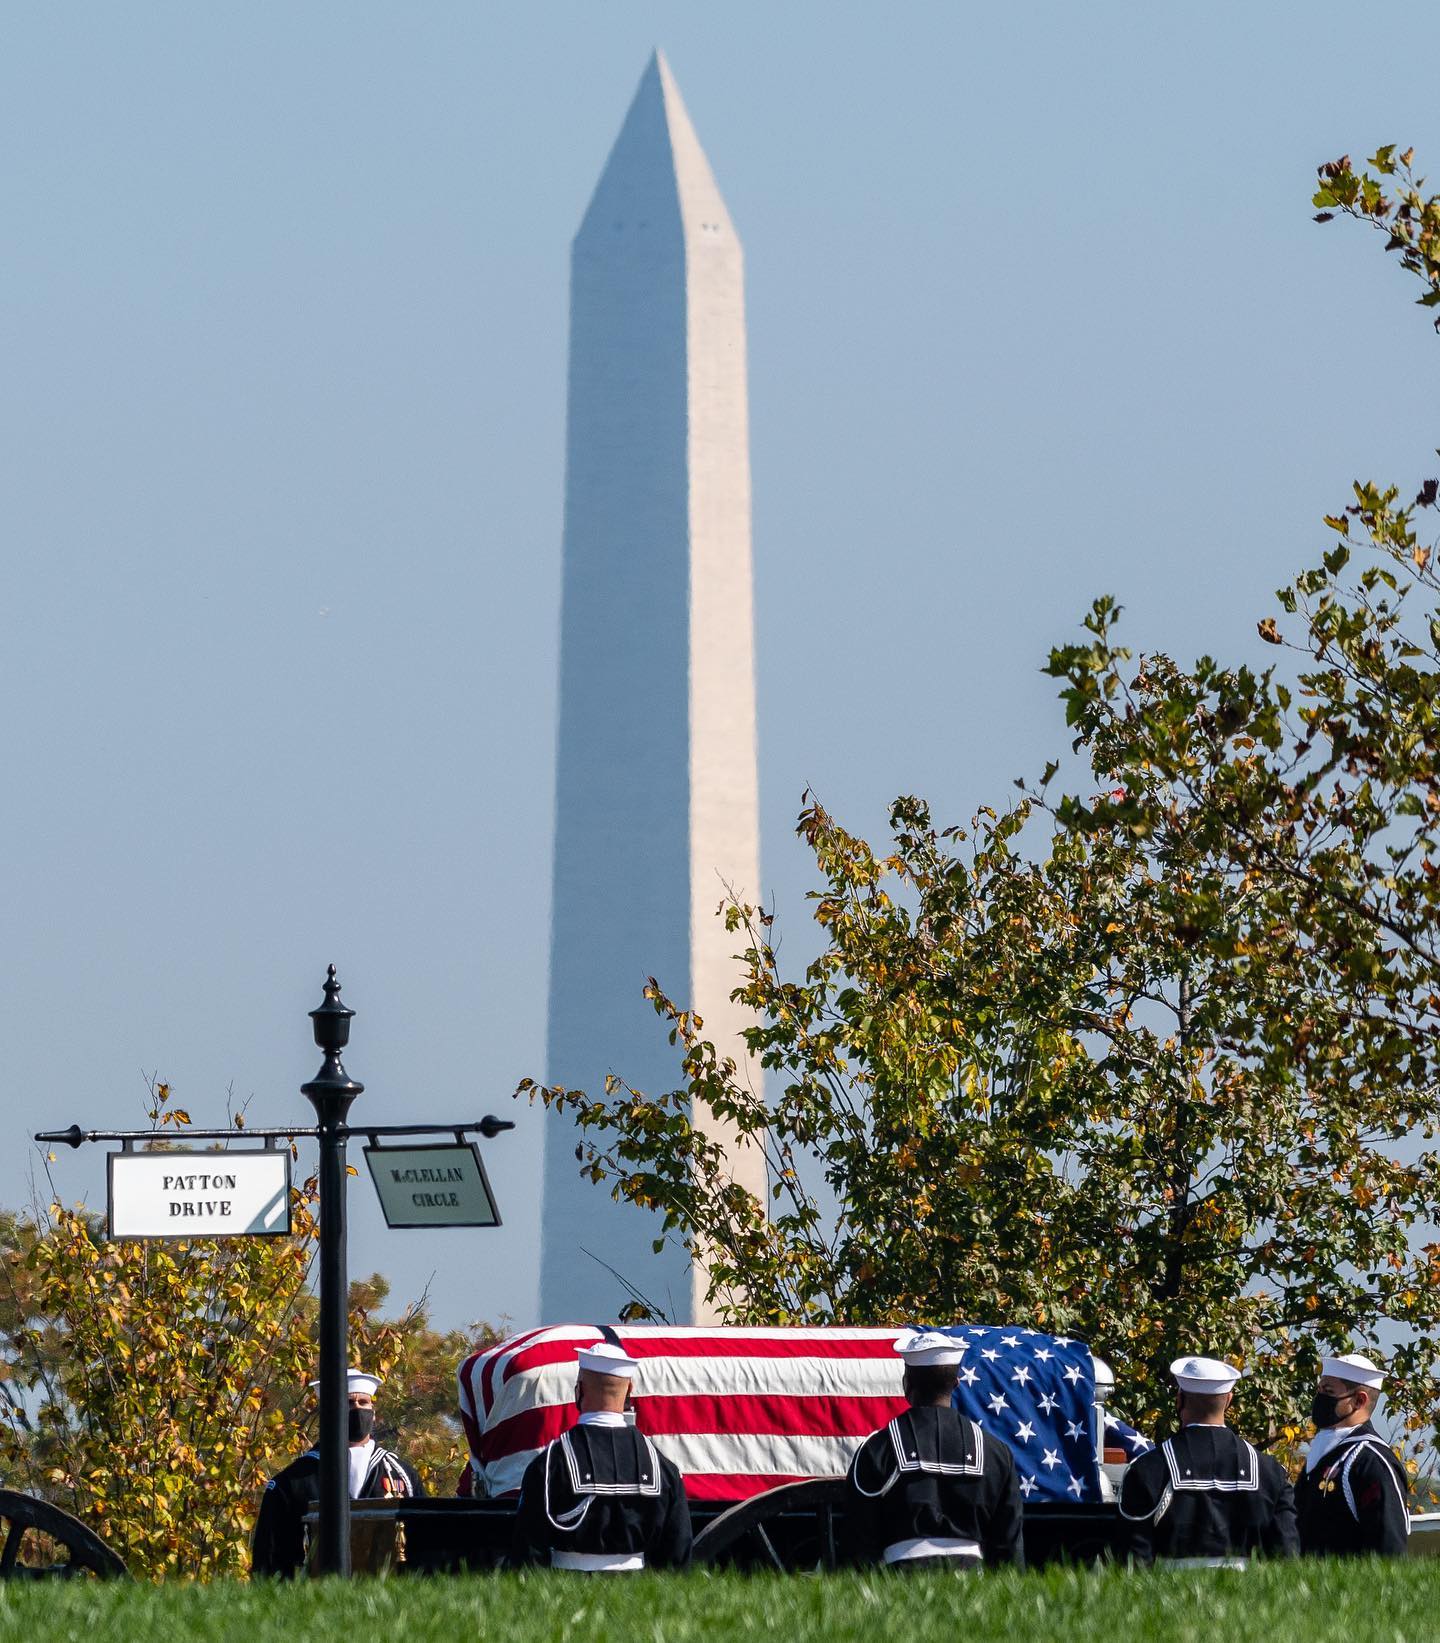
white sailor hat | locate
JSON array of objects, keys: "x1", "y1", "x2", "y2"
[
  {"x1": 576, "y1": 1342, "x2": 639, "y2": 1379},
  {"x1": 893, "y1": 1330, "x2": 967, "y2": 1367},
  {"x1": 307, "y1": 1369, "x2": 382, "y2": 1397},
  {"x1": 1169, "y1": 1355, "x2": 1243, "y2": 1394},
  {"x1": 1321, "y1": 1352, "x2": 1384, "y2": 1390}
]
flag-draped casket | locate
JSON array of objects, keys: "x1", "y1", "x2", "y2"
[{"x1": 457, "y1": 1324, "x2": 1105, "y2": 1505}]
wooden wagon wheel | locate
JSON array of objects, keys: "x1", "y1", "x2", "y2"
[
  {"x1": 692, "y1": 1477, "x2": 850, "y2": 1572},
  {"x1": 0, "y1": 1490, "x2": 129, "y2": 1580}
]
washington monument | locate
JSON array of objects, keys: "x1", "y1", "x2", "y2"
[{"x1": 541, "y1": 52, "x2": 764, "y2": 1324}]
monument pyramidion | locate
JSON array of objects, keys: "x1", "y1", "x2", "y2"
[{"x1": 541, "y1": 52, "x2": 765, "y2": 1326}]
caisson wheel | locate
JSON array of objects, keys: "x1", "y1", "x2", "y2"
[
  {"x1": 0, "y1": 1490, "x2": 129, "y2": 1580},
  {"x1": 692, "y1": 1477, "x2": 850, "y2": 1572}
]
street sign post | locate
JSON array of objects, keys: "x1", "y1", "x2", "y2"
[
  {"x1": 36, "y1": 965, "x2": 514, "y2": 1578},
  {"x1": 364, "y1": 1142, "x2": 500, "y2": 1228},
  {"x1": 108, "y1": 1147, "x2": 290, "y2": 1239}
]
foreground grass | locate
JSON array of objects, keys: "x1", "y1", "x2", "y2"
[{"x1": 2, "y1": 1563, "x2": 1439, "y2": 1643}]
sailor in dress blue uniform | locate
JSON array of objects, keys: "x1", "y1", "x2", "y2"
[
  {"x1": 1295, "y1": 1353, "x2": 1409, "y2": 1557},
  {"x1": 1118, "y1": 1355, "x2": 1297, "y2": 1568},
  {"x1": 845, "y1": 1331, "x2": 1023, "y2": 1571},
  {"x1": 510, "y1": 1342, "x2": 692, "y2": 1572},
  {"x1": 250, "y1": 1369, "x2": 424, "y2": 1577}
]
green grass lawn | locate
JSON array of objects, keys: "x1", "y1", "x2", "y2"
[{"x1": 2, "y1": 1564, "x2": 1439, "y2": 1643}]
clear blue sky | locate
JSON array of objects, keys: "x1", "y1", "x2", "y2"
[{"x1": 3, "y1": 1, "x2": 1436, "y2": 1335}]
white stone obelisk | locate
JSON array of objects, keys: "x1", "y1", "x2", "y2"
[{"x1": 541, "y1": 52, "x2": 764, "y2": 1325}]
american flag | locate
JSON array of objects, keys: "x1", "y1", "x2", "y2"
[
  {"x1": 1104, "y1": 1411, "x2": 1154, "y2": 1457},
  {"x1": 459, "y1": 1323, "x2": 1104, "y2": 1505},
  {"x1": 932, "y1": 1325, "x2": 1102, "y2": 1504}
]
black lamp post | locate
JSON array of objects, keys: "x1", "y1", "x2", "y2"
[
  {"x1": 36, "y1": 962, "x2": 516, "y2": 1580},
  {"x1": 301, "y1": 964, "x2": 364, "y2": 1576}
]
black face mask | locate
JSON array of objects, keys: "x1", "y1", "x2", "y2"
[
  {"x1": 348, "y1": 1406, "x2": 376, "y2": 1443},
  {"x1": 1310, "y1": 1391, "x2": 1351, "y2": 1430}
]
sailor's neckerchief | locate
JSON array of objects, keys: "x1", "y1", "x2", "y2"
[{"x1": 348, "y1": 1439, "x2": 375, "y2": 1497}]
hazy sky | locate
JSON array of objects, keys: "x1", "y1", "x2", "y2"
[{"x1": 3, "y1": 2, "x2": 1437, "y2": 1337}]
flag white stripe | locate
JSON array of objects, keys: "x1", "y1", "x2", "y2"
[{"x1": 654, "y1": 1431, "x2": 861, "y2": 1480}]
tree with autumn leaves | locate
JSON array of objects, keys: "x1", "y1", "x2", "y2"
[{"x1": 527, "y1": 146, "x2": 1440, "y2": 1463}]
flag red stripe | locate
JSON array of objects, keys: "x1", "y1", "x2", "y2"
[
  {"x1": 458, "y1": 1355, "x2": 483, "y2": 1423},
  {"x1": 459, "y1": 1405, "x2": 484, "y2": 1460},
  {"x1": 645, "y1": 1393, "x2": 902, "y2": 1439},
  {"x1": 496, "y1": 1340, "x2": 590, "y2": 1380},
  {"x1": 477, "y1": 1404, "x2": 571, "y2": 1462},
  {"x1": 686, "y1": 1473, "x2": 814, "y2": 1502},
  {"x1": 479, "y1": 1328, "x2": 552, "y2": 1414}
]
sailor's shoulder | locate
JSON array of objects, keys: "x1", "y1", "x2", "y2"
[
  {"x1": 847, "y1": 1424, "x2": 894, "y2": 1481},
  {"x1": 1252, "y1": 1447, "x2": 1291, "y2": 1488},
  {"x1": 855, "y1": 1422, "x2": 896, "y2": 1454},
  {"x1": 975, "y1": 1418, "x2": 1012, "y2": 1470},
  {"x1": 1119, "y1": 1442, "x2": 1167, "y2": 1489},
  {"x1": 264, "y1": 1449, "x2": 320, "y2": 1497},
  {"x1": 274, "y1": 1448, "x2": 321, "y2": 1480},
  {"x1": 1340, "y1": 1431, "x2": 1406, "y2": 1477},
  {"x1": 621, "y1": 1425, "x2": 662, "y2": 1466},
  {"x1": 1131, "y1": 1439, "x2": 1169, "y2": 1469},
  {"x1": 654, "y1": 1447, "x2": 686, "y2": 1488},
  {"x1": 518, "y1": 1444, "x2": 554, "y2": 1486}
]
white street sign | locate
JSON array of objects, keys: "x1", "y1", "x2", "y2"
[
  {"x1": 364, "y1": 1143, "x2": 501, "y2": 1229},
  {"x1": 108, "y1": 1149, "x2": 291, "y2": 1239}
]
